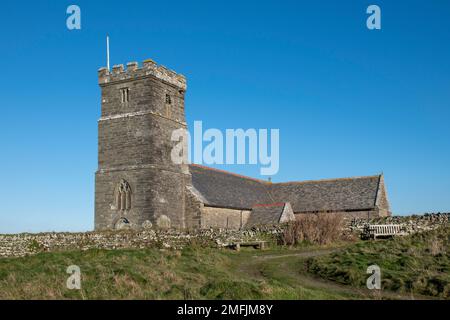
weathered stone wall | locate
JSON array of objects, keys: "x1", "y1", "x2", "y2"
[
  {"x1": 201, "y1": 207, "x2": 251, "y2": 230},
  {"x1": 375, "y1": 175, "x2": 391, "y2": 217},
  {"x1": 0, "y1": 228, "x2": 278, "y2": 259},
  {"x1": 95, "y1": 60, "x2": 190, "y2": 230},
  {"x1": 295, "y1": 210, "x2": 377, "y2": 221},
  {"x1": 349, "y1": 213, "x2": 449, "y2": 235},
  {"x1": 279, "y1": 203, "x2": 295, "y2": 223},
  {"x1": 342, "y1": 210, "x2": 379, "y2": 219},
  {"x1": 1, "y1": 214, "x2": 447, "y2": 258},
  {"x1": 184, "y1": 185, "x2": 203, "y2": 230}
]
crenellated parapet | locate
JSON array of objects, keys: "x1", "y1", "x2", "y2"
[{"x1": 98, "y1": 58, "x2": 187, "y2": 90}]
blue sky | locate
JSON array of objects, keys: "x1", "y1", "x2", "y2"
[{"x1": 0, "y1": 0, "x2": 449, "y2": 233}]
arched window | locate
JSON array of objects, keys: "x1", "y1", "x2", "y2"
[{"x1": 115, "y1": 179, "x2": 132, "y2": 211}]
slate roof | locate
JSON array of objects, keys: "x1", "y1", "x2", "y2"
[
  {"x1": 271, "y1": 176, "x2": 381, "y2": 213},
  {"x1": 189, "y1": 164, "x2": 273, "y2": 209},
  {"x1": 246, "y1": 203, "x2": 287, "y2": 227},
  {"x1": 189, "y1": 164, "x2": 382, "y2": 213}
]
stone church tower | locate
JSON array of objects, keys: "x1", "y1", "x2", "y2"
[
  {"x1": 95, "y1": 59, "x2": 190, "y2": 230},
  {"x1": 94, "y1": 57, "x2": 391, "y2": 231}
]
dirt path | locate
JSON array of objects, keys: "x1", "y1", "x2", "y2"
[{"x1": 237, "y1": 248, "x2": 429, "y2": 300}]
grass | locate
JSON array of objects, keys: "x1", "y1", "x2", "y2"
[
  {"x1": 1, "y1": 227, "x2": 448, "y2": 300},
  {"x1": 307, "y1": 226, "x2": 450, "y2": 299},
  {"x1": 0, "y1": 244, "x2": 366, "y2": 300}
]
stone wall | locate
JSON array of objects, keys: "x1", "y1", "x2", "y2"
[
  {"x1": 0, "y1": 228, "x2": 279, "y2": 259},
  {"x1": 1, "y1": 214, "x2": 448, "y2": 258},
  {"x1": 348, "y1": 213, "x2": 449, "y2": 235},
  {"x1": 295, "y1": 210, "x2": 377, "y2": 221},
  {"x1": 184, "y1": 185, "x2": 203, "y2": 230},
  {"x1": 375, "y1": 175, "x2": 391, "y2": 217}
]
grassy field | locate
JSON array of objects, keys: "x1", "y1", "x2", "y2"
[
  {"x1": 0, "y1": 245, "x2": 363, "y2": 300},
  {"x1": 307, "y1": 226, "x2": 450, "y2": 299},
  {"x1": 0, "y1": 227, "x2": 448, "y2": 300}
]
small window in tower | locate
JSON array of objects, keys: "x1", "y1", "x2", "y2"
[
  {"x1": 165, "y1": 94, "x2": 172, "y2": 105},
  {"x1": 166, "y1": 104, "x2": 172, "y2": 118},
  {"x1": 121, "y1": 88, "x2": 130, "y2": 103}
]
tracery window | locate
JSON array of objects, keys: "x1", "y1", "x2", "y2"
[{"x1": 115, "y1": 179, "x2": 132, "y2": 211}]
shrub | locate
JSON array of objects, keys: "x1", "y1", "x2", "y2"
[{"x1": 280, "y1": 213, "x2": 344, "y2": 246}]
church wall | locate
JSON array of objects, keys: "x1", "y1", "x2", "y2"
[
  {"x1": 375, "y1": 176, "x2": 391, "y2": 217},
  {"x1": 294, "y1": 210, "x2": 379, "y2": 221},
  {"x1": 201, "y1": 206, "x2": 251, "y2": 230},
  {"x1": 184, "y1": 186, "x2": 203, "y2": 230},
  {"x1": 95, "y1": 167, "x2": 189, "y2": 230},
  {"x1": 280, "y1": 203, "x2": 296, "y2": 223},
  {"x1": 95, "y1": 61, "x2": 189, "y2": 231},
  {"x1": 97, "y1": 94, "x2": 187, "y2": 172}
]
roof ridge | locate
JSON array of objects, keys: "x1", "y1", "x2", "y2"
[
  {"x1": 274, "y1": 174, "x2": 382, "y2": 186},
  {"x1": 189, "y1": 164, "x2": 270, "y2": 184},
  {"x1": 189, "y1": 164, "x2": 381, "y2": 186}
]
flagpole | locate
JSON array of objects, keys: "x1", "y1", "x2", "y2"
[{"x1": 107, "y1": 35, "x2": 110, "y2": 71}]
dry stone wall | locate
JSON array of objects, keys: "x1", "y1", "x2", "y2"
[
  {"x1": 348, "y1": 213, "x2": 449, "y2": 235},
  {"x1": 0, "y1": 228, "x2": 281, "y2": 259},
  {"x1": 1, "y1": 214, "x2": 447, "y2": 258}
]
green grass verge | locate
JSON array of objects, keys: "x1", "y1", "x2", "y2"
[
  {"x1": 0, "y1": 245, "x2": 362, "y2": 300},
  {"x1": 307, "y1": 226, "x2": 450, "y2": 299}
]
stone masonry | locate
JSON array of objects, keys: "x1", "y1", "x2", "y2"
[
  {"x1": 95, "y1": 57, "x2": 391, "y2": 231},
  {"x1": 95, "y1": 60, "x2": 190, "y2": 230}
]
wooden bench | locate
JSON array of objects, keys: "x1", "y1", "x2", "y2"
[
  {"x1": 227, "y1": 241, "x2": 267, "y2": 251},
  {"x1": 365, "y1": 224, "x2": 406, "y2": 240}
]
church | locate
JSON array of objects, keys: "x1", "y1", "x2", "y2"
[{"x1": 95, "y1": 58, "x2": 391, "y2": 230}]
